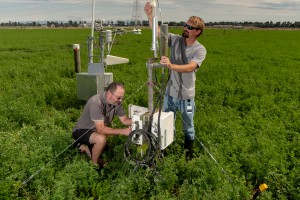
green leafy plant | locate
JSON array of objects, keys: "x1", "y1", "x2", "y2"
[{"x1": 0, "y1": 28, "x2": 299, "y2": 199}]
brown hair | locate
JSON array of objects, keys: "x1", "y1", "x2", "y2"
[
  {"x1": 189, "y1": 16, "x2": 205, "y2": 37},
  {"x1": 106, "y1": 82, "x2": 124, "y2": 93}
]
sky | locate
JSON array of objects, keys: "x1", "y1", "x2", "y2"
[{"x1": 0, "y1": 0, "x2": 299, "y2": 23}]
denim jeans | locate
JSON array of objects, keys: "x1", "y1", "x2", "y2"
[{"x1": 163, "y1": 94, "x2": 195, "y2": 140}]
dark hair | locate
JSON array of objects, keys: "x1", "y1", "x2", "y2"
[{"x1": 106, "y1": 82, "x2": 124, "y2": 93}]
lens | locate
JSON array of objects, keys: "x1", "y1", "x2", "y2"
[{"x1": 183, "y1": 23, "x2": 196, "y2": 30}]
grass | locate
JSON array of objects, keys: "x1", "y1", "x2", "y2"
[{"x1": 0, "y1": 27, "x2": 299, "y2": 199}]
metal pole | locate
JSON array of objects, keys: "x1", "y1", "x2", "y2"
[
  {"x1": 100, "y1": 32, "x2": 104, "y2": 63},
  {"x1": 151, "y1": 0, "x2": 158, "y2": 58},
  {"x1": 89, "y1": 0, "x2": 95, "y2": 63},
  {"x1": 160, "y1": 24, "x2": 168, "y2": 57},
  {"x1": 147, "y1": 59, "x2": 154, "y2": 113},
  {"x1": 146, "y1": 61, "x2": 167, "y2": 113}
]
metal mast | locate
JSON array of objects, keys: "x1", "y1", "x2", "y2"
[
  {"x1": 132, "y1": 0, "x2": 142, "y2": 26},
  {"x1": 89, "y1": 0, "x2": 96, "y2": 63}
]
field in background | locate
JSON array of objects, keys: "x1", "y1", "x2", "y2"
[{"x1": 0, "y1": 28, "x2": 299, "y2": 199}]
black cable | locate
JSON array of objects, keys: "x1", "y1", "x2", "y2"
[
  {"x1": 124, "y1": 129, "x2": 158, "y2": 165},
  {"x1": 124, "y1": 93, "x2": 161, "y2": 166},
  {"x1": 124, "y1": 68, "x2": 167, "y2": 168}
]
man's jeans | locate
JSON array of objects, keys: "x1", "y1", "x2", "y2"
[{"x1": 163, "y1": 94, "x2": 195, "y2": 140}]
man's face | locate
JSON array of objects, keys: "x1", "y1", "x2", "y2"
[
  {"x1": 109, "y1": 86, "x2": 125, "y2": 105},
  {"x1": 182, "y1": 20, "x2": 200, "y2": 39}
]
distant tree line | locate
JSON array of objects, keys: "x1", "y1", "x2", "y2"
[
  {"x1": 1, "y1": 20, "x2": 299, "y2": 28},
  {"x1": 204, "y1": 21, "x2": 299, "y2": 28},
  {"x1": 159, "y1": 21, "x2": 300, "y2": 28},
  {"x1": 0, "y1": 20, "x2": 87, "y2": 28}
]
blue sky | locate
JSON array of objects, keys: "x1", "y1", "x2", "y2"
[{"x1": 0, "y1": 0, "x2": 299, "y2": 23}]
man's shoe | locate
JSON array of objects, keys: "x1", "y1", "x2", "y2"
[
  {"x1": 184, "y1": 138, "x2": 194, "y2": 161},
  {"x1": 97, "y1": 158, "x2": 107, "y2": 168}
]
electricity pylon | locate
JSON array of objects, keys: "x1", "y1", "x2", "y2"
[{"x1": 132, "y1": 0, "x2": 143, "y2": 26}]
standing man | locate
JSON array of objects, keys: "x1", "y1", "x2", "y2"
[
  {"x1": 72, "y1": 82, "x2": 132, "y2": 168},
  {"x1": 144, "y1": 2, "x2": 206, "y2": 160}
]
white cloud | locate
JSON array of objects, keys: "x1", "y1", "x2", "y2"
[{"x1": 0, "y1": 0, "x2": 299, "y2": 22}]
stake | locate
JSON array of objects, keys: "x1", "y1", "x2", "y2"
[{"x1": 73, "y1": 44, "x2": 81, "y2": 73}]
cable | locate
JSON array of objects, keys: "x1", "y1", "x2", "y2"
[
  {"x1": 124, "y1": 63, "x2": 167, "y2": 169},
  {"x1": 157, "y1": 84, "x2": 233, "y2": 183},
  {"x1": 124, "y1": 129, "x2": 158, "y2": 165},
  {"x1": 157, "y1": 0, "x2": 163, "y2": 24},
  {"x1": 107, "y1": 31, "x2": 117, "y2": 55},
  {"x1": 124, "y1": 88, "x2": 161, "y2": 167},
  {"x1": 21, "y1": 82, "x2": 148, "y2": 185},
  {"x1": 195, "y1": 137, "x2": 233, "y2": 183}
]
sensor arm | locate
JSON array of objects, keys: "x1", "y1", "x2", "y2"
[{"x1": 145, "y1": 1, "x2": 160, "y2": 57}]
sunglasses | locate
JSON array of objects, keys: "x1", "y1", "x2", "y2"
[{"x1": 183, "y1": 23, "x2": 199, "y2": 30}]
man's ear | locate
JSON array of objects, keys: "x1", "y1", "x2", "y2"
[{"x1": 196, "y1": 30, "x2": 202, "y2": 37}]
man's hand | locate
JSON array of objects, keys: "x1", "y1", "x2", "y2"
[
  {"x1": 122, "y1": 127, "x2": 132, "y2": 136},
  {"x1": 160, "y1": 56, "x2": 171, "y2": 68},
  {"x1": 144, "y1": 2, "x2": 153, "y2": 16}
]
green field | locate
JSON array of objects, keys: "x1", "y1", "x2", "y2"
[{"x1": 0, "y1": 28, "x2": 299, "y2": 199}]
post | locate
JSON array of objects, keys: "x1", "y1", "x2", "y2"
[
  {"x1": 147, "y1": 59, "x2": 154, "y2": 113},
  {"x1": 90, "y1": 0, "x2": 95, "y2": 63},
  {"x1": 146, "y1": 60, "x2": 167, "y2": 113},
  {"x1": 73, "y1": 44, "x2": 81, "y2": 73},
  {"x1": 100, "y1": 32, "x2": 105, "y2": 63},
  {"x1": 160, "y1": 24, "x2": 168, "y2": 57}
]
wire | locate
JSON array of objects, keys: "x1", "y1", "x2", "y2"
[
  {"x1": 154, "y1": 82, "x2": 233, "y2": 183},
  {"x1": 124, "y1": 85, "x2": 162, "y2": 167},
  {"x1": 157, "y1": 0, "x2": 163, "y2": 24},
  {"x1": 124, "y1": 129, "x2": 158, "y2": 165},
  {"x1": 107, "y1": 31, "x2": 117, "y2": 55},
  {"x1": 196, "y1": 138, "x2": 233, "y2": 183},
  {"x1": 124, "y1": 63, "x2": 167, "y2": 169},
  {"x1": 21, "y1": 82, "x2": 148, "y2": 186}
]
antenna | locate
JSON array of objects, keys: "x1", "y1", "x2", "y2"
[
  {"x1": 89, "y1": 0, "x2": 96, "y2": 63},
  {"x1": 132, "y1": 0, "x2": 143, "y2": 26}
]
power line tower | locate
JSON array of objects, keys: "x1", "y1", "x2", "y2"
[{"x1": 132, "y1": 0, "x2": 142, "y2": 26}]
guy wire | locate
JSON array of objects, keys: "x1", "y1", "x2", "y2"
[
  {"x1": 157, "y1": 0, "x2": 163, "y2": 24},
  {"x1": 152, "y1": 84, "x2": 233, "y2": 183},
  {"x1": 196, "y1": 138, "x2": 233, "y2": 183},
  {"x1": 124, "y1": 80, "x2": 165, "y2": 167},
  {"x1": 21, "y1": 81, "x2": 148, "y2": 186}
]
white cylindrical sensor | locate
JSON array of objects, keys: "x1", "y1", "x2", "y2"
[
  {"x1": 106, "y1": 30, "x2": 112, "y2": 43},
  {"x1": 151, "y1": 16, "x2": 158, "y2": 58}
]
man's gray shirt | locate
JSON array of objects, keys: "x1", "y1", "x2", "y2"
[
  {"x1": 166, "y1": 33, "x2": 206, "y2": 99},
  {"x1": 73, "y1": 92, "x2": 126, "y2": 132}
]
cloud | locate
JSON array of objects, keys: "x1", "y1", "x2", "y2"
[
  {"x1": 0, "y1": 0, "x2": 299, "y2": 22},
  {"x1": 258, "y1": 1, "x2": 300, "y2": 10}
]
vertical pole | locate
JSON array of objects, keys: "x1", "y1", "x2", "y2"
[
  {"x1": 100, "y1": 32, "x2": 104, "y2": 63},
  {"x1": 147, "y1": 60, "x2": 153, "y2": 113},
  {"x1": 151, "y1": 0, "x2": 158, "y2": 58},
  {"x1": 73, "y1": 44, "x2": 81, "y2": 73},
  {"x1": 160, "y1": 24, "x2": 168, "y2": 57},
  {"x1": 89, "y1": 0, "x2": 95, "y2": 63},
  {"x1": 87, "y1": 36, "x2": 92, "y2": 63},
  {"x1": 151, "y1": 16, "x2": 158, "y2": 58}
]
